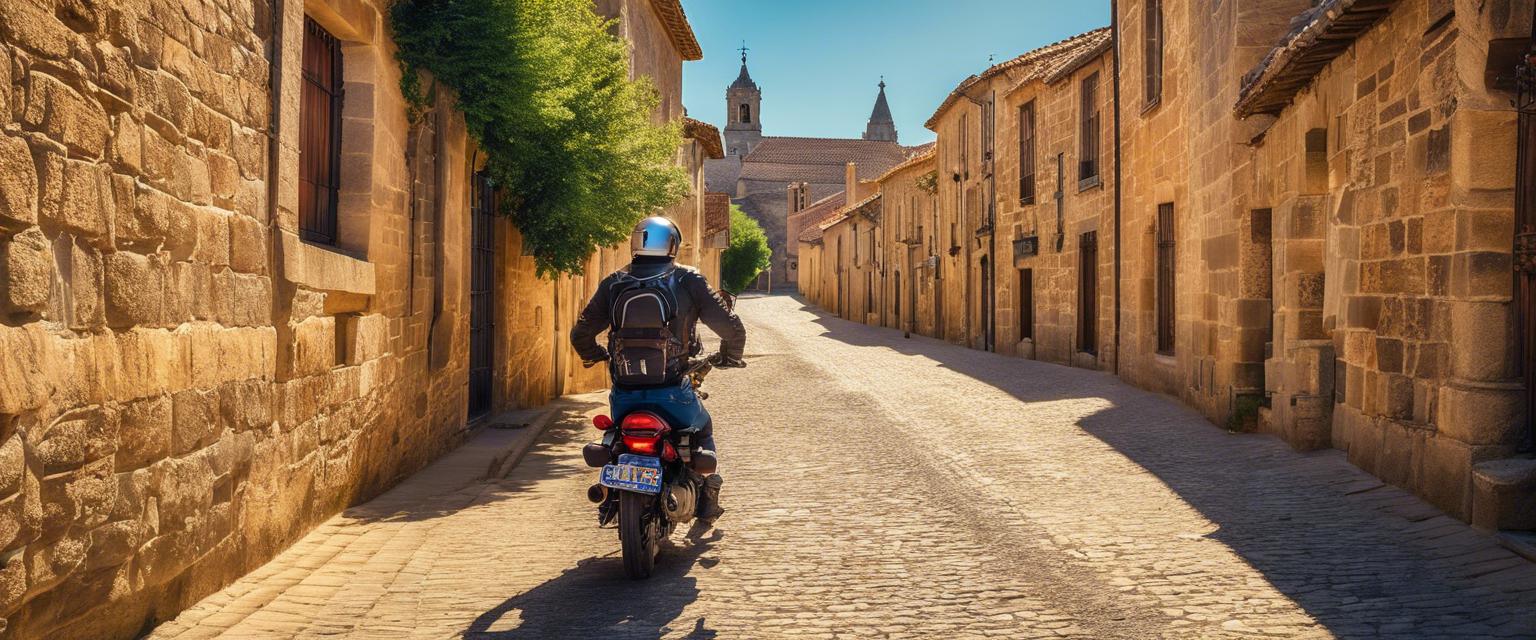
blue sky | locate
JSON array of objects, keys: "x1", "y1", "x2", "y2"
[{"x1": 679, "y1": 1, "x2": 1111, "y2": 145}]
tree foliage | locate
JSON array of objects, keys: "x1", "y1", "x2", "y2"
[
  {"x1": 391, "y1": 0, "x2": 689, "y2": 276},
  {"x1": 720, "y1": 205, "x2": 771, "y2": 294}
]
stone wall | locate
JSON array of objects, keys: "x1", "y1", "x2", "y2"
[
  {"x1": 876, "y1": 155, "x2": 936, "y2": 336},
  {"x1": 995, "y1": 50, "x2": 1117, "y2": 370},
  {"x1": 0, "y1": 0, "x2": 713, "y2": 636},
  {"x1": 1116, "y1": 0, "x2": 1314, "y2": 422},
  {"x1": 0, "y1": 0, "x2": 286, "y2": 635},
  {"x1": 1245, "y1": 0, "x2": 1531, "y2": 522},
  {"x1": 795, "y1": 0, "x2": 1532, "y2": 531},
  {"x1": 929, "y1": 102, "x2": 981, "y2": 346}
]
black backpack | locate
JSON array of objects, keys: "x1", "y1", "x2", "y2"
[{"x1": 607, "y1": 268, "x2": 685, "y2": 387}]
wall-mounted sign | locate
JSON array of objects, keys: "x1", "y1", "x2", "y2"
[{"x1": 1013, "y1": 235, "x2": 1039, "y2": 258}]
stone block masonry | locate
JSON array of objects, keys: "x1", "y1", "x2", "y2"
[
  {"x1": 0, "y1": 0, "x2": 719, "y2": 637},
  {"x1": 803, "y1": 0, "x2": 1536, "y2": 534}
]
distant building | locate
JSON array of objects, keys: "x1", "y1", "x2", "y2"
[{"x1": 705, "y1": 52, "x2": 911, "y2": 288}]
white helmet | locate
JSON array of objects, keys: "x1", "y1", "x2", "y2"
[{"x1": 630, "y1": 216, "x2": 680, "y2": 258}]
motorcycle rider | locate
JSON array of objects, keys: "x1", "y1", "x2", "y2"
[{"x1": 570, "y1": 215, "x2": 746, "y2": 525}]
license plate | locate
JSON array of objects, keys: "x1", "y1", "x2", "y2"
[{"x1": 600, "y1": 454, "x2": 663, "y2": 494}]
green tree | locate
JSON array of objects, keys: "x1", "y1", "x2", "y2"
[
  {"x1": 391, "y1": 0, "x2": 689, "y2": 276},
  {"x1": 720, "y1": 205, "x2": 771, "y2": 294}
]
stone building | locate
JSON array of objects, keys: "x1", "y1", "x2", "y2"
[
  {"x1": 0, "y1": 0, "x2": 718, "y2": 636},
  {"x1": 803, "y1": 1, "x2": 1536, "y2": 532},
  {"x1": 991, "y1": 31, "x2": 1115, "y2": 368},
  {"x1": 1113, "y1": 0, "x2": 1535, "y2": 529},
  {"x1": 874, "y1": 146, "x2": 936, "y2": 335},
  {"x1": 923, "y1": 29, "x2": 1115, "y2": 358},
  {"x1": 704, "y1": 54, "x2": 909, "y2": 288}
]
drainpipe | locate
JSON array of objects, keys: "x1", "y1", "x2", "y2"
[
  {"x1": 1110, "y1": 0, "x2": 1123, "y2": 376},
  {"x1": 267, "y1": 0, "x2": 285, "y2": 330},
  {"x1": 987, "y1": 91, "x2": 997, "y2": 352}
]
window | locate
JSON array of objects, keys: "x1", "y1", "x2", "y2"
[
  {"x1": 1019, "y1": 101, "x2": 1036, "y2": 204},
  {"x1": 1304, "y1": 128, "x2": 1328, "y2": 194},
  {"x1": 1079, "y1": 72, "x2": 1100, "y2": 185},
  {"x1": 909, "y1": 196, "x2": 917, "y2": 240},
  {"x1": 739, "y1": 103, "x2": 751, "y2": 124},
  {"x1": 1156, "y1": 203, "x2": 1175, "y2": 354},
  {"x1": 960, "y1": 113, "x2": 968, "y2": 173},
  {"x1": 866, "y1": 272, "x2": 874, "y2": 316},
  {"x1": 299, "y1": 17, "x2": 343, "y2": 245},
  {"x1": 1019, "y1": 268, "x2": 1033, "y2": 341},
  {"x1": 981, "y1": 95, "x2": 995, "y2": 163},
  {"x1": 1143, "y1": 0, "x2": 1163, "y2": 106},
  {"x1": 1078, "y1": 231, "x2": 1098, "y2": 353}
]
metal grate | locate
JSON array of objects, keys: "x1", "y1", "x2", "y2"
[
  {"x1": 1079, "y1": 73, "x2": 1100, "y2": 182},
  {"x1": 468, "y1": 173, "x2": 496, "y2": 417},
  {"x1": 1156, "y1": 203, "x2": 1176, "y2": 354},
  {"x1": 299, "y1": 17, "x2": 343, "y2": 245},
  {"x1": 1516, "y1": 36, "x2": 1536, "y2": 452},
  {"x1": 1143, "y1": 0, "x2": 1163, "y2": 106},
  {"x1": 1078, "y1": 231, "x2": 1098, "y2": 354},
  {"x1": 1019, "y1": 268, "x2": 1033, "y2": 341},
  {"x1": 1019, "y1": 101, "x2": 1036, "y2": 204}
]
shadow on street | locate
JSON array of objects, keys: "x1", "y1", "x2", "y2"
[
  {"x1": 464, "y1": 530, "x2": 724, "y2": 639},
  {"x1": 798, "y1": 296, "x2": 1536, "y2": 638},
  {"x1": 344, "y1": 401, "x2": 605, "y2": 525}
]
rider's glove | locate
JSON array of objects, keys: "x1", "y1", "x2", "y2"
[
  {"x1": 581, "y1": 349, "x2": 609, "y2": 369},
  {"x1": 708, "y1": 353, "x2": 746, "y2": 369}
]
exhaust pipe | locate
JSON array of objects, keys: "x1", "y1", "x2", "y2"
[
  {"x1": 587, "y1": 484, "x2": 608, "y2": 503},
  {"x1": 662, "y1": 482, "x2": 697, "y2": 523}
]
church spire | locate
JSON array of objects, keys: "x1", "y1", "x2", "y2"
[
  {"x1": 863, "y1": 77, "x2": 898, "y2": 143},
  {"x1": 730, "y1": 42, "x2": 757, "y2": 90},
  {"x1": 724, "y1": 41, "x2": 762, "y2": 156}
]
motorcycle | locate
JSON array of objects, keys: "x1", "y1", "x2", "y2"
[{"x1": 581, "y1": 357, "x2": 723, "y2": 579}]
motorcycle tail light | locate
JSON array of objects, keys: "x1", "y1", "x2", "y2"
[
  {"x1": 661, "y1": 441, "x2": 678, "y2": 462},
  {"x1": 623, "y1": 434, "x2": 660, "y2": 455},
  {"x1": 593, "y1": 414, "x2": 614, "y2": 430},
  {"x1": 620, "y1": 412, "x2": 666, "y2": 432}
]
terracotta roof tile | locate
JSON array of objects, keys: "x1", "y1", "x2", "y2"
[
  {"x1": 646, "y1": 0, "x2": 702, "y2": 61},
  {"x1": 1235, "y1": 0, "x2": 1399, "y2": 117},
  {"x1": 684, "y1": 117, "x2": 724, "y2": 159},
  {"x1": 925, "y1": 27, "x2": 1110, "y2": 130},
  {"x1": 739, "y1": 137, "x2": 907, "y2": 185},
  {"x1": 874, "y1": 144, "x2": 936, "y2": 183},
  {"x1": 791, "y1": 192, "x2": 848, "y2": 243},
  {"x1": 844, "y1": 192, "x2": 882, "y2": 225},
  {"x1": 703, "y1": 192, "x2": 731, "y2": 235},
  {"x1": 798, "y1": 192, "x2": 881, "y2": 244}
]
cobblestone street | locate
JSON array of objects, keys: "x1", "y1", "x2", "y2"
[{"x1": 149, "y1": 295, "x2": 1536, "y2": 639}]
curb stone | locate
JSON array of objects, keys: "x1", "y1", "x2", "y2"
[{"x1": 484, "y1": 392, "x2": 607, "y2": 480}]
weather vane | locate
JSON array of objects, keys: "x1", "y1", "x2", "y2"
[{"x1": 739, "y1": 41, "x2": 749, "y2": 64}]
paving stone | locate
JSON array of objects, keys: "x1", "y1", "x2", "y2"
[{"x1": 147, "y1": 297, "x2": 1536, "y2": 639}]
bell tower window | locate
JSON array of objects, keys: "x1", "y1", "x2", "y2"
[{"x1": 739, "y1": 103, "x2": 751, "y2": 124}]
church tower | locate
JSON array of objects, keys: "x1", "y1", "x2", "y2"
[
  {"x1": 724, "y1": 46, "x2": 763, "y2": 157},
  {"x1": 863, "y1": 79, "x2": 898, "y2": 143}
]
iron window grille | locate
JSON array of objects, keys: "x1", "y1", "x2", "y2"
[
  {"x1": 1156, "y1": 203, "x2": 1176, "y2": 354},
  {"x1": 299, "y1": 17, "x2": 343, "y2": 245}
]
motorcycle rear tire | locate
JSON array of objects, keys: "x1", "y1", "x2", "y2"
[{"x1": 619, "y1": 491, "x2": 659, "y2": 579}]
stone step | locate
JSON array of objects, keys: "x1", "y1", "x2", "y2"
[{"x1": 1472, "y1": 458, "x2": 1536, "y2": 532}]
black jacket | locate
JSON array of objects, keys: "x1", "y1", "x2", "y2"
[{"x1": 570, "y1": 260, "x2": 746, "y2": 384}]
